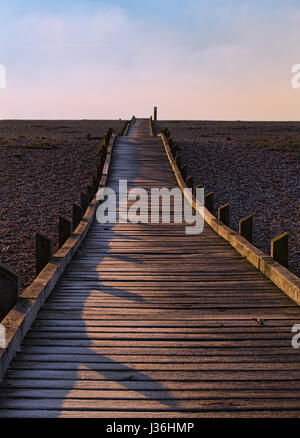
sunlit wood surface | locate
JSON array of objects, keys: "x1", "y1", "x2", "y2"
[{"x1": 0, "y1": 119, "x2": 300, "y2": 418}]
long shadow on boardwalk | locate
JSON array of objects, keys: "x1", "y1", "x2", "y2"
[{"x1": 51, "y1": 225, "x2": 179, "y2": 413}]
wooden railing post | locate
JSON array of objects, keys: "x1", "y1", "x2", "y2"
[
  {"x1": 218, "y1": 203, "x2": 230, "y2": 226},
  {"x1": 36, "y1": 233, "x2": 53, "y2": 276},
  {"x1": 58, "y1": 217, "x2": 72, "y2": 248},
  {"x1": 168, "y1": 138, "x2": 176, "y2": 156},
  {"x1": 204, "y1": 192, "x2": 213, "y2": 213},
  {"x1": 87, "y1": 184, "x2": 94, "y2": 202},
  {"x1": 175, "y1": 154, "x2": 181, "y2": 168},
  {"x1": 168, "y1": 138, "x2": 174, "y2": 147},
  {"x1": 193, "y1": 183, "x2": 202, "y2": 198},
  {"x1": 163, "y1": 128, "x2": 170, "y2": 139},
  {"x1": 271, "y1": 232, "x2": 289, "y2": 268},
  {"x1": 186, "y1": 175, "x2": 193, "y2": 188},
  {"x1": 80, "y1": 192, "x2": 89, "y2": 213},
  {"x1": 0, "y1": 263, "x2": 19, "y2": 321},
  {"x1": 170, "y1": 145, "x2": 176, "y2": 156},
  {"x1": 97, "y1": 162, "x2": 103, "y2": 180},
  {"x1": 149, "y1": 116, "x2": 153, "y2": 136},
  {"x1": 239, "y1": 215, "x2": 254, "y2": 243},
  {"x1": 91, "y1": 175, "x2": 98, "y2": 192},
  {"x1": 181, "y1": 165, "x2": 187, "y2": 181},
  {"x1": 72, "y1": 204, "x2": 83, "y2": 231}
]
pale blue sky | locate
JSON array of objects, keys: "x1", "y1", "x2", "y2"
[{"x1": 1, "y1": 0, "x2": 300, "y2": 119}]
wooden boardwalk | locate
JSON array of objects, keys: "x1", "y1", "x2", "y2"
[{"x1": 0, "y1": 119, "x2": 300, "y2": 417}]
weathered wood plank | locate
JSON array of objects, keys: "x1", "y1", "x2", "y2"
[
  {"x1": 1, "y1": 397, "x2": 300, "y2": 411},
  {"x1": 12, "y1": 353, "x2": 300, "y2": 363}
]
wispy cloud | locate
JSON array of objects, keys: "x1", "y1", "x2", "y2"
[{"x1": 1, "y1": 1, "x2": 300, "y2": 119}]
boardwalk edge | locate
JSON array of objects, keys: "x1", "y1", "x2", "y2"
[
  {"x1": 0, "y1": 132, "x2": 119, "y2": 383},
  {"x1": 159, "y1": 131, "x2": 300, "y2": 306}
]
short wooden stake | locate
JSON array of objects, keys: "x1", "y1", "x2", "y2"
[
  {"x1": 58, "y1": 217, "x2": 72, "y2": 248},
  {"x1": 186, "y1": 175, "x2": 193, "y2": 188},
  {"x1": 101, "y1": 149, "x2": 106, "y2": 164},
  {"x1": 175, "y1": 154, "x2": 181, "y2": 168},
  {"x1": 181, "y1": 165, "x2": 187, "y2": 181},
  {"x1": 164, "y1": 128, "x2": 170, "y2": 139},
  {"x1": 204, "y1": 192, "x2": 213, "y2": 213},
  {"x1": 72, "y1": 204, "x2": 83, "y2": 231},
  {"x1": 193, "y1": 184, "x2": 202, "y2": 198},
  {"x1": 168, "y1": 138, "x2": 174, "y2": 147},
  {"x1": 239, "y1": 215, "x2": 253, "y2": 243},
  {"x1": 97, "y1": 164, "x2": 103, "y2": 180},
  {"x1": 80, "y1": 192, "x2": 89, "y2": 213},
  {"x1": 91, "y1": 175, "x2": 98, "y2": 192},
  {"x1": 0, "y1": 263, "x2": 19, "y2": 321},
  {"x1": 218, "y1": 203, "x2": 230, "y2": 226},
  {"x1": 36, "y1": 233, "x2": 53, "y2": 276},
  {"x1": 271, "y1": 232, "x2": 289, "y2": 268},
  {"x1": 154, "y1": 106, "x2": 157, "y2": 121},
  {"x1": 87, "y1": 184, "x2": 94, "y2": 202}
]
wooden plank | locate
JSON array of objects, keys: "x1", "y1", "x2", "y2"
[
  {"x1": 31, "y1": 319, "x2": 300, "y2": 327},
  {"x1": 0, "y1": 410, "x2": 299, "y2": 418},
  {"x1": 16, "y1": 345, "x2": 300, "y2": 356},
  {"x1": 1, "y1": 398, "x2": 300, "y2": 411},
  {"x1": 29, "y1": 325, "x2": 297, "y2": 333},
  {"x1": 2, "y1": 388, "x2": 300, "y2": 400},
  {"x1": 8, "y1": 361, "x2": 300, "y2": 371},
  {"x1": 24, "y1": 332, "x2": 299, "y2": 344},
  {"x1": 12, "y1": 353, "x2": 300, "y2": 364},
  {"x1": 5, "y1": 369, "x2": 300, "y2": 380},
  {"x1": 3, "y1": 379, "x2": 300, "y2": 391}
]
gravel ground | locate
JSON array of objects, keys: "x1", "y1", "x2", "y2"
[
  {"x1": 154, "y1": 121, "x2": 300, "y2": 277},
  {"x1": 0, "y1": 120, "x2": 124, "y2": 292}
]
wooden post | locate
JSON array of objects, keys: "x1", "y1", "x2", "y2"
[
  {"x1": 97, "y1": 154, "x2": 103, "y2": 179},
  {"x1": 36, "y1": 233, "x2": 53, "y2": 276},
  {"x1": 98, "y1": 151, "x2": 105, "y2": 177},
  {"x1": 218, "y1": 203, "x2": 230, "y2": 226},
  {"x1": 193, "y1": 184, "x2": 202, "y2": 198},
  {"x1": 168, "y1": 138, "x2": 174, "y2": 147},
  {"x1": 239, "y1": 215, "x2": 253, "y2": 243},
  {"x1": 0, "y1": 263, "x2": 19, "y2": 321},
  {"x1": 186, "y1": 175, "x2": 193, "y2": 188},
  {"x1": 87, "y1": 184, "x2": 94, "y2": 202},
  {"x1": 154, "y1": 106, "x2": 157, "y2": 121},
  {"x1": 175, "y1": 155, "x2": 181, "y2": 168},
  {"x1": 149, "y1": 116, "x2": 153, "y2": 136},
  {"x1": 205, "y1": 192, "x2": 213, "y2": 213},
  {"x1": 164, "y1": 128, "x2": 170, "y2": 139},
  {"x1": 168, "y1": 138, "x2": 176, "y2": 155},
  {"x1": 101, "y1": 148, "x2": 106, "y2": 164},
  {"x1": 91, "y1": 175, "x2": 98, "y2": 192},
  {"x1": 80, "y1": 192, "x2": 89, "y2": 213},
  {"x1": 97, "y1": 164, "x2": 103, "y2": 180},
  {"x1": 72, "y1": 204, "x2": 83, "y2": 231},
  {"x1": 271, "y1": 232, "x2": 289, "y2": 268},
  {"x1": 181, "y1": 165, "x2": 187, "y2": 181},
  {"x1": 58, "y1": 217, "x2": 72, "y2": 248}
]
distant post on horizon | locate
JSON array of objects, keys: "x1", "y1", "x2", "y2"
[{"x1": 154, "y1": 106, "x2": 157, "y2": 121}]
